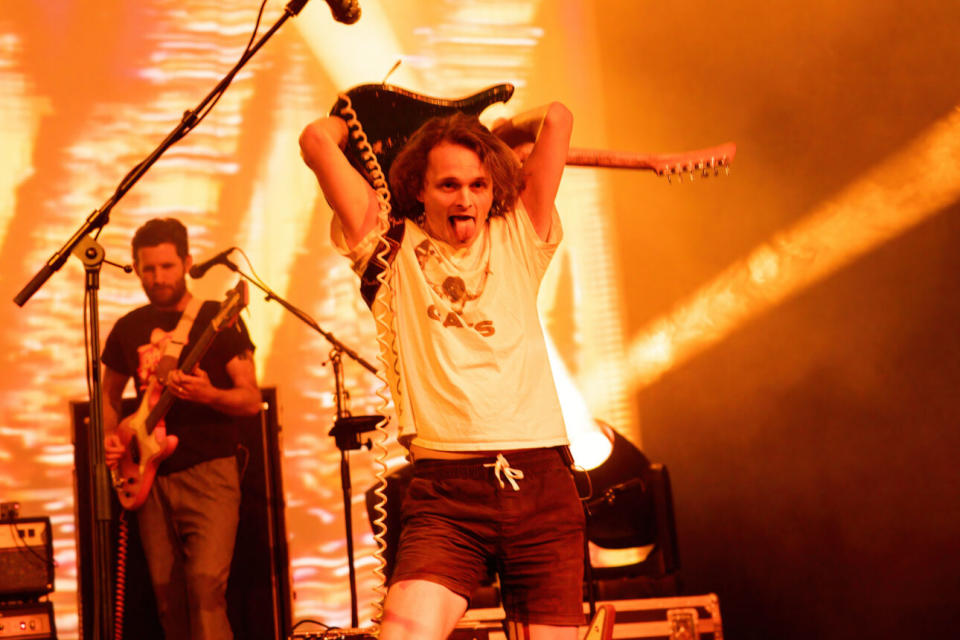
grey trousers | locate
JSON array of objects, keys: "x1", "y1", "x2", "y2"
[{"x1": 138, "y1": 456, "x2": 241, "y2": 640}]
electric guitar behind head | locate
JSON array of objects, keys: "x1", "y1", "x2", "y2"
[
  {"x1": 111, "y1": 281, "x2": 248, "y2": 510},
  {"x1": 331, "y1": 82, "x2": 736, "y2": 195}
]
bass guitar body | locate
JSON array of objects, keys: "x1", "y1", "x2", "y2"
[{"x1": 113, "y1": 378, "x2": 179, "y2": 511}]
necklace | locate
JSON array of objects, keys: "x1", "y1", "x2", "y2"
[{"x1": 416, "y1": 227, "x2": 492, "y2": 313}]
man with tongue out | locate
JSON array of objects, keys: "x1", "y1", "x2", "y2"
[{"x1": 300, "y1": 100, "x2": 579, "y2": 640}]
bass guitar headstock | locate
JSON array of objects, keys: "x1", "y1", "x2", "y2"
[{"x1": 211, "y1": 280, "x2": 248, "y2": 331}]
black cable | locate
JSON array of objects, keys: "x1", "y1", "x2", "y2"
[{"x1": 289, "y1": 618, "x2": 336, "y2": 634}]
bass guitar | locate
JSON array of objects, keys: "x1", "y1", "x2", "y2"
[
  {"x1": 331, "y1": 83, "x2": 735, "y2": 193},
  {"x1": 111, "y1": 281, "x2": 248, "y2": 510}
]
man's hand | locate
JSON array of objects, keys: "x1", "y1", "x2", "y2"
[
  {"x1": 166, "y1": 368, "x2": 217, "y2": 404},
  {"x1": 104, "y1": 433, "x2": 125, "y2": 470},
  {"x1": 492, "y1": 116, "x2": 537, "y2": 150}
]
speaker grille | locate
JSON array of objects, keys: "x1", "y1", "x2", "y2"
[{"x1": 0, "y1": 518, "x2": 55, "y2": 599}]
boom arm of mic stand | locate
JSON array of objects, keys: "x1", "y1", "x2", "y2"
[
  {"x1": 12, "y1": 0, "x2": 312, "y2": 308},
  {"x1": 230, "y1": 263, "x2": 379, "y2": 375}
]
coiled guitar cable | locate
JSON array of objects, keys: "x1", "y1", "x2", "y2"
[
  {"x1": 335, "y1": 93, "x2": 402, "y2": 629},
  {"x1": 113, "y1": 510, "x2": 129, "y2": 640}
]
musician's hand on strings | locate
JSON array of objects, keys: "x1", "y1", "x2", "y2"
[
  {"x1": 103, "y1": 433, "x2": 124, "y2": 470},
  {"x1": 167, "y1": 368, "x2": 217, "y2": 404}
]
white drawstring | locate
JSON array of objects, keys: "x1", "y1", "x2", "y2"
[{"x1": 484, "y1": 453, "x2": 524, "y2": 491}]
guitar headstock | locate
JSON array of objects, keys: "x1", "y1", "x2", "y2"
[
  {"x1": 653, "y1": 142, "x2": 737, "y2": 182},
  {"x1": 211, "y1": 281, "x2": 248, "y2": 331}
]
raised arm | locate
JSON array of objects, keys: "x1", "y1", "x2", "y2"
[
  {"x1": 493, "y1": 102, "x2": 573, "y2": 240},
  {"x1": 299, "y1": 116, "x2": 382, "y2": 249}
]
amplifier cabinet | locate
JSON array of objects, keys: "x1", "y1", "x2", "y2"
[
  {"x1": 455, "y1": 594, "x2": 723, "y2": 640},
  {"x1": 0, "y1": 518, "x2": 54, "y2": 600},
  {"x1": 0, "y1": 601, "x2": 56, "y2": 639}
]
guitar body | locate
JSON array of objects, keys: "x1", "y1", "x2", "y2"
[
  {"x1": 113, "y1": 379, "x2": 179, "y2": 510},
  {"x1": 583, "y1": 604, "x2": 616, "y2": 640},
  {"x1": 331, "y1": 83, "x2": 515, "y2": 190}
]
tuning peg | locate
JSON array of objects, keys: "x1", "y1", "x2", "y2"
[{"x1": 705, "y1": 158, "x2": 716, "y2": 177}]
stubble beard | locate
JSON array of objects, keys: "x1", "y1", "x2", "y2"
[{"x1": 144, "y1": 277, "x2": 188, "y2": 309}]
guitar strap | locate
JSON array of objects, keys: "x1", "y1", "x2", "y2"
[
  {"x1": 360, "y1": 219, "x2": 405, "y2": 309},
  {"x1": 155, "y1": 296, "x2": 203, "y2": 383}
]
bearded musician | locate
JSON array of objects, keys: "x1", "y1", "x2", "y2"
[{"x1": 101, "y1": 217, "x2": 260, "y2": 640}]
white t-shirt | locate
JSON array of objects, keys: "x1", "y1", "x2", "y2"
[{"x1": 333, "y1": 200, "x2": 568, "y2": 452}]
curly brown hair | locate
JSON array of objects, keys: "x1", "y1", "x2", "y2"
[{"x1": 388, "y1": 112, "x2": 525, "y2": 222}]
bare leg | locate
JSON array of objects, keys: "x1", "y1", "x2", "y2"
[{"x1": 379, "y1": 579, "x2": 469, "y2": 640}]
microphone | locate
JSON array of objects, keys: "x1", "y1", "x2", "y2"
[
  {"x1": 189, "y1": 247, "x2": 237, "y2": 279},
  {"x1": 324, "y1": 0, "x2": 361, "y2": 24}
]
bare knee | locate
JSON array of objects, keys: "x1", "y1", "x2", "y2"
[{"x1": 379, "y1": 580, "x2": 468, "y2": 640}]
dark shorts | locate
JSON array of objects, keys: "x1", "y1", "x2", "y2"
[{"x1": 390, "y1": 447, "x2": 586, "y2": 626}]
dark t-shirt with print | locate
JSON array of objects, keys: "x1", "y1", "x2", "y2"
[{"x1": 101, "y1": 299, "x2": 255, "y2": 475}]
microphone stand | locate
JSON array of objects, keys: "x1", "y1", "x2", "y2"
[
  {"x1": 11, "y1": 3, "x2": 315, "y2": 638},
  {"x1": 220, "y1": 260, "x2": 383, "y2": 628},
  {"x1": 80, "y1": 235, "x2": 115, "y2": 640}
]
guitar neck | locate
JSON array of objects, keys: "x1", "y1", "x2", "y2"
[
  {"x1": 566, "y1": 142, "x2": 736, "y2": 175},
  {"x1": 145, "y1": 323, "x2": 219, "y2": 431},
  {"x1": 567, "y1": 148, "x2": 661, "y2": 171}
]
